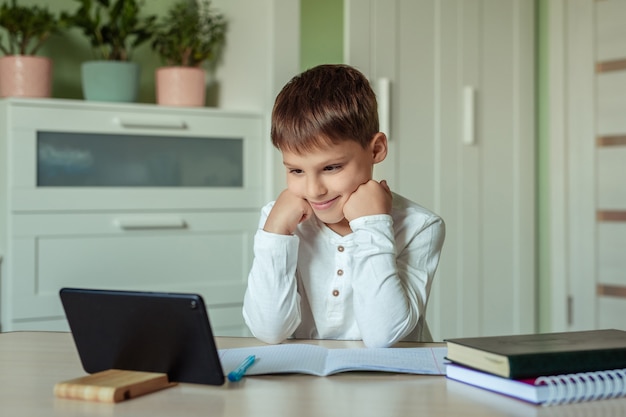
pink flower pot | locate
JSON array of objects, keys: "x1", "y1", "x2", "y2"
[
  {"x1": 156, "y1": 66, "x2": 206, "y2": 107},
  {"x1": 0, "y1": 55, "x2": 52, "y2": 98}
]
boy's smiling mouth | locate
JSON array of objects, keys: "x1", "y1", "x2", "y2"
[{"x1": 308, "y1": 196, "x2": 340, "y2": 210}]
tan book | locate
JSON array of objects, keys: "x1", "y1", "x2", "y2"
[{"x1": 54, "y1": 369, "x2": 177, "y2": 403}]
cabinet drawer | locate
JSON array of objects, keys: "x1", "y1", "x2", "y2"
[
  {"x1": 7, "y1": 211, "x2": 259, "y2": 334},
  {"x1": 9, "y1": 99, "x2": 258, "y2": 135},
  {"x1": 8, "y1": 100, "x2": 265, "y2": 211}
]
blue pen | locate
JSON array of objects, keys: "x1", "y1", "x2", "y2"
[{"x1": 227, "y1": 355, "x2": 256, "y2": 382}]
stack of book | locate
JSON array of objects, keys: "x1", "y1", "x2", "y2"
[{"x1": 444, "y1": 329, "x2": 626, "y2": 406}]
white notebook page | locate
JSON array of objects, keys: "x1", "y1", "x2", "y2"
[{"x1": 219, "y1": 344, "x2": 447, "y2": 376}]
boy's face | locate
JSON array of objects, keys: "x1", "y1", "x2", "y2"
[{"x1": 282, "y1": 135, "x2": 386, "y2": 229}]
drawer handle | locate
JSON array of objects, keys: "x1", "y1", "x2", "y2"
[
  {"x1": 114, "y1": 217, "x2": 187, "y2": 230},
  {"x1": 114, "y1": 117, "x2": 188, "y2": 130}
]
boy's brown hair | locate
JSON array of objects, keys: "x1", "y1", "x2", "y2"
[{"x1": 271, "y1": 64, "x2": 379, "y2": 154}]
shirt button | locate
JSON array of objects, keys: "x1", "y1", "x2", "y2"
[
  {"x1": 332, "y1": 289, "x2": 340, "y2": 297},
  {"x1": 337, "y1": 246, "x2": 344, "y2": 252},
  {"x1": 337, "y1": 269, "x2": 344, "y2": 276}
]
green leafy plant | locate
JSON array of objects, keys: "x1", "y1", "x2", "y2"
[
  {"x1": 0, "y1": 0, "x2": 64, "y2": 56},
  {"x1": 63, "y1": 0, "x2": 156, "y2": 61},
  {"x1": 151, "y1": 0, "x2": 227, "y2": 67}
]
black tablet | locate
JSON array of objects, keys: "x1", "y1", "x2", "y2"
[{"x1": 59, "y1": 287, "x2": 225, "y2": 385}]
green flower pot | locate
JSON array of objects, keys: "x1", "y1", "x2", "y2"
[{"x1": 81, "y1": 61, "x2": 140, "y2": 102}]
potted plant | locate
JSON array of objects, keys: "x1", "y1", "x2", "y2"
[
  {"x1": 151, "y1": 0, "x2": 226, "y2": 107},
  {"x1": 0, "y1": 0, "x2": 64, "y2": 98},
  {"x1": 63, "y1": 0, "x2": 156, "y2": 102}
]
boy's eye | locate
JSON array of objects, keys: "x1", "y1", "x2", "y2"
[
  {"x1": 289, "y1": 168, "x2": 303, "y2": 174},
  {"x1": 323, "y1": 165, "x2": 341, "y2": 172}
]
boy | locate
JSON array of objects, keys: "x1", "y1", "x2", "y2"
[{"x1": 243, "y1": 64, "x2": 445, "y2": 348}]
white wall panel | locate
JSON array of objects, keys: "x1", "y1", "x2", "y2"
[
  {"x1": 595, "y1": 0, "x2": 626, "y2": 61},
  {"x1": 597, "y1": 148, "x2": 626, "y2": 208},
  {"x1": 597, "y1": 223, "x2": 626, "y2": 286},
  {"x1": 346, "y1": 0, "x2": 535, "y2": 340},
  {"x1": 597, "y1": 72, "x2": 626, "y2": 134}
]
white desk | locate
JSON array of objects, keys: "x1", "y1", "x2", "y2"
[{"x1": 1, "y1": 332, "x2": 625, "y2": 417}]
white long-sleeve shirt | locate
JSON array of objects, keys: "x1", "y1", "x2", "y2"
[{"x1": 242, "y1": 192, "x2": 445, "y2": 348}]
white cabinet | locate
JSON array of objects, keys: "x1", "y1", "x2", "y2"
[
  {"x1": 0, "y1": 98, "x2": 265, "y2": 334},
  {"x1": 346, "y1": 0, "x2": 535, "y2": 340}
]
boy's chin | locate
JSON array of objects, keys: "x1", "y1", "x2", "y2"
[
  {"x1": 320, "y1": 215, "x2": 350, "y2": 229},
  {"x1": 312, "y1": 211, "x2": 344, "y2": 225}
]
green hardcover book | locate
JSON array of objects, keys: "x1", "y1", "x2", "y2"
[{"x1": 445, "y1": 329, "x2": 626, "y2": 379}]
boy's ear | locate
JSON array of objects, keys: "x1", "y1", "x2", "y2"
[{"x1": 370, "y1": 132, "x2": 388, "y2": 164}]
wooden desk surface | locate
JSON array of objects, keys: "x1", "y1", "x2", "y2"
[{"x1": 1, "y1": 331, "x2": 625, "y2": 417}]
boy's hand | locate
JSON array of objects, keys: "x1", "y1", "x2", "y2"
[
  {"x1": 263, "y1": 189, "x2": 313, "y2": 235},
  {"x1": 343, "y1": 180, "x2": 392, "y2": 222}
]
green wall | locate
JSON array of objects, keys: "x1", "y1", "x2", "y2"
[
  {"x1": 300, "y1": 0, "x2": 344, "y2": 71},
  {"x1": 536, "y1": 0, "x2": 550, "y2": 332}
]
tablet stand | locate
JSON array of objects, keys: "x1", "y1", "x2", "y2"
[{"x1": 54, "y1": 369, "x2": 177, "y2": 403}]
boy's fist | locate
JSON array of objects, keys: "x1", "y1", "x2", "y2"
[
  {"x1": 263, "y1": 189, "x2": 312, "y2": 235},
  {"x1": 343, "y1": 180, "x2": 392, "y2": 222}
]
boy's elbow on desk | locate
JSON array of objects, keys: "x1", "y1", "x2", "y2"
[
  {"x1": 359, "y1": 316, "x2": 419, "y2": 348},
  {"x1": 361, "y1": 331, "x2": 401, "y2": 348},
  {"x1": 362, "y1": 337, "x2": 394, "y2": 349},
  {"x1": 360, "y1": 322, "x2": 408, "y2": 348},
  {"x1": 248, "y1": 321, "x2": 297, "y2": 344},
  {"x1": 250, "y1": 331, "x2": 288, "y2": 345},
  {"x1": 243, "y1": 313, "x2": 300, "y2": 345}
]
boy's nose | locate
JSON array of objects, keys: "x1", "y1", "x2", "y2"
[{"x1": 306, "y1": 177, "x2": 326, "y2": 197}]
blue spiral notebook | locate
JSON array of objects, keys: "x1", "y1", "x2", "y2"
[{"x1": 446, "y1": 362, "x2": 626, "y2": 406}]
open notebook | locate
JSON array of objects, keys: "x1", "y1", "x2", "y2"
[{"x1": 219, "y1": 344, "x2": 447, "y2": 376}]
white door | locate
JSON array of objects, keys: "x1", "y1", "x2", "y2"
[
  {"x1": 550, "y1": 0, "x2": 626, "y2": 331},
  {"x1": 346, "y1": 0, "x2": 535, "y2": 340}
]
